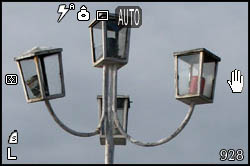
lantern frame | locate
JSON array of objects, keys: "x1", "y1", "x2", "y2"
[
  {"x1": 174, "y1": 48, "x2": 221, "y2": 105},
  {"x1": 89, "y1": 13, "x2": 131, "y2": 69},
  {"x1": 14, "y1": 47, "x2": 65, "y2": 103},
  {"x1": 97, "y1": 95, "x2": 130, "y2": 145}
]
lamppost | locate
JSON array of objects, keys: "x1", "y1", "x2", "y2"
[{"x1": 14, "y1": 13, "x2": 221, "y2": 164}]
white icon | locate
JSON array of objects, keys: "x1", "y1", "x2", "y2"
[
  {"x1": 69, "y1": 3, "x2": 75, "y2": 10},
  {"x1": 227, "y1": 69, "x2": 244, "y2": 93},
  {"x1": 8, "y1": 130, "x2": 18, "y2": 144},
  {"x1": 5, "y1": 74, "x2": 18, "y2": 85},
  {"x1": 77, "y1": 5, "x2": 90, "y2": 21},
  {"x1": 57, "y1": 3, "x2": 75, "y2": 23},
  {"x1": 7, "y1": 147, "x2": 17, "y2": 160},
  {"x1": 96, "y1": 10, "x2": 109, "y2": 21}
]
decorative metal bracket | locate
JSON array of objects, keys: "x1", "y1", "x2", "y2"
[
  {"x1": 45, "y1": 100, "x2": 105, "y2": 137},
  {"x1": 112, "y1": 101, "x2": 196, "y2": 147}
]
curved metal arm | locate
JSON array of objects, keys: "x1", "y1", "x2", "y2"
[
  {"x1": 112, "y1": 103, "x2": 195, "y2": 147},
  {"x1": 45, "y1": 100, "x2": 105, "y2": 137}
]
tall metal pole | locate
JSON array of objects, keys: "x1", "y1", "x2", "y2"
[{"x1": 103, "y1": 64, "x2": 117, "y2": 164}]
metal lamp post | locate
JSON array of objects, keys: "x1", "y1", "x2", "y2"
[
  {"x1": 89, "y1": 13, "x2": 131, "y2": 163},
  {"x1": 14, "y1": 13, "x2": 221, "y2": 164}
]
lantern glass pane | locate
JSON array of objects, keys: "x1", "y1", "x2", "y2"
[
  {"x1": 99, "y1": 98, "x2": 126, "y2": 136},
  {"x1": 93, "y1": 22, "x2": 103, "y2": 61},
  {"x1": 40, "y1": 54, "x2": 62, "y2": 96},
  {"x1": 118, "y1": 27, "x2": 128, "y2": 59},
  {"x1": 113, "y1": 108, "x2": 124, "y2": 135},
  {"x1": 107, "y1": 20, "x2": 127, "y2": 59},
  {"x1": 202, "y1": 56, "x2": 216, "y2": 98},
  {"x1": 117, "y1": 98, "x2": 124, "y2": 108},
  {"x1": 178, "y1": 54, "x2": 200, "y2": 96},
  {"x1": 20, "y1": 58, "x2": 41, "y2": 99}
]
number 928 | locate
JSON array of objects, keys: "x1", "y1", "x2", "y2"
[{"x1": 219, "y1": 149, "x2": 244, "y2": 161}]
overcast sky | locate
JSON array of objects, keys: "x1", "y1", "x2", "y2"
[{"x1": 2, "y1": 2, "x2": 248, "y2": 164}]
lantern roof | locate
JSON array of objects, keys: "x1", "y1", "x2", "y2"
[
  {"x1": 14, "y1": 46, "x2": 62, "y2": 61},
  {"x1": 173, "y1": 48, "x2": 221, "y2": 62}
]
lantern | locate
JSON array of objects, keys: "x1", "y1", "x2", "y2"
[
  {"x1": 174, "y1": 48, "x2": 221, "y2": 105},
  {"x1": 97, "y1": 95, "x2": 130, "y2": 145},
  {"x1": 89, "y1": 13, "x2": 131, "y2": 69},
  {"x1": 14, "y1": 47, "x2": 65, "y2": 103}
]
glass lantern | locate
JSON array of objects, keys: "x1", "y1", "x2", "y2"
[
  {"x1": 174, "y1": 48, "x2": 221, "y2": 105},
  {"x1": 14, "y1": 47, "x2": 65, "y2": 103},
  {"x1": 89, "y1": 13, "x2": 131, "y2": 69},
  {"x1": 97, "y1": 95, "x2": 130, "y2": 145}
]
